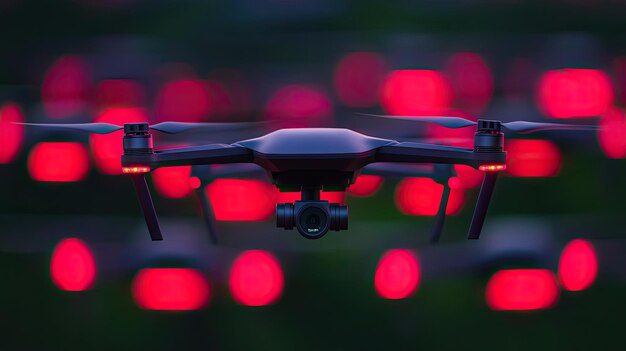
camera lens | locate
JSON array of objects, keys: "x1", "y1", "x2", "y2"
[{"x1": 298, "y1": 206, "x2": 328, "y2": 238}]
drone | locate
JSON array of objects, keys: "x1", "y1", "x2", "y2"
[{"x1": 22, "y1": 115, "x2": 595, "y2": 243}]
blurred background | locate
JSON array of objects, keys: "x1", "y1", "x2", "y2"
[{"x1": 1, "y1": 0, "x2": 626, "y2": 349}]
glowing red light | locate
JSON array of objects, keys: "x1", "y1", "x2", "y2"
[
  {"x1": 395, "y1": 178, "x2": 464, "y2": 216},
  {"x1": 90, "y1": 107, "x2": 149, "y2": 175},
  {"x1": 558, "y1": 239, "x2": 598, "y2": 292},
  {"x1": 151, "y1": 166, "x2": 193, "y2": 198},
  {"x1": 229, "y1": 250, "x2": 284, "y2": 306},
  {"x1": 276, "y1": 191, "x2": 345, "y2": 205},
  {"x1": 486, "y1": 269, "x2": 559, "y2": 311},
  {"x1": 333, "y1": 52, "x2": 388, "y2": 107},
  {"x1": 505, "y1": 139, "x2": 561, "y2": 177},
  {"x1": 479, "y1": 164, "x2": 507, "y2": 172},
  {"x1": 445, "y1": 53, "x2": 493, "y2": 114},
  {"x1": 95, "y1": 79, "x2": 146, "y2": 109},
  {"x1": 189, "y1": 176, "x2": 201, "y2": 189},
  {"x1": 537, "y1": 68, "x2": 613, "y2": 118},
  {"x1": 155, "y1": 79, "x2": 212, "y2": 122},
  {"x1": 28, "y1": 142, "x2": 90, "y2": 182},
  {"x1": 50, "y1": 238, "x2": 96, "y2": 291},
  {"x1": 132, "y1": 268, "x2": 210, "y2": 311},
  {"x1": 374, "y1": 249, "x2": 420, "y2": 299},
  {"x1": 265, "y1": 85, "x2": 333, "y2": 128},
  {"x1": 347, "y1": 175, "x2": 384, "y2": 197},
  {"x1": 41, "y1": 55, "x2": 92, "y2": 118},
  {"x1": 454, "y1": 164, "x2": 483, "y2": 189},
  {"x1": 0, "y1": 102, "x2": 24, "y2": 164},
  {"x1": 206, "y1": 179, "x2": 277, "y2": 221},
  {"x1": 380, "y1": 70, "x2": 453, "y2": 116},
  {"x1": 598, "y1": 107, "x2": 626, "y2": 159},
  {"x1": 122, "y1": 166, "x2": 151, "y2": 174}
]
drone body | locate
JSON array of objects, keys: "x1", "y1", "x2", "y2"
[{"x1": 120, "y1": 123, "x2": 506, "y2": 242}]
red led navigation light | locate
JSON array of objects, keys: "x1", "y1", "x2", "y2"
[
  {"x1": 50, "y1": 238, "x2": 96, "y2": 291},
  {"x1": 558, "y1": 239, "x2": 598, "y2": 292},
  {"x1": 229, "y1": 250, "x2": 284, "y2": 306},
  {"x1": 122, "y1": 166, "x2": 150, "y2": 174},
  {"x1": 132, "y1": 268, "x2": 210, "y2": 311},
  {"x1": 486, "y1": 269, "x2": 559, "y2": 311},
  {"x1": 374, "y1": 249, "x2": 420, "y2": 299},
  {"x1": 479, "y1": 164, "x2": 506, "y2": 172}
]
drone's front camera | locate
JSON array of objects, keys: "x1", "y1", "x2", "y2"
[{"x1": 276, "y1": 201, "x2": 348, "y2": 239}]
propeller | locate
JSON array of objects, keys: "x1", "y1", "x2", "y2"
[
  {"x1": 358, "y1": 113, "x2": 599, "y2": 134},
  {"x1": 17, "y1": 121, "x2": 265, "y2": 135}
]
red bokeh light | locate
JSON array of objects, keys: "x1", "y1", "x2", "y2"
[
  {"x1": 445, "y1": 53, "x2": 494, "y2": 114},
  {"x1": 132, "y1": 268, "x2": 210, "y2": 311},
  {"x1": 41, "y1": 55, "x2": 92, "y2": 118},
  {"x1": 28, "y1": 142, "x2": 90, "y2": 182},
  {"x1": 333, "y1": 52, "x2": 388, "y2": 107},
  {"x1": 380, "y1": 70, "x2": 453, "y2": 116},
  {"x1": 50, "y1": 238, "x2": 96, "y2": 291},
  {"x1": 206, "y1": 179, "x2": 277, "y2": 221},
  {"x1": 537, "y1": 68, "x2": 613, "y2": 118},
  {"x1": 0, "y1": 102, "x2": 24, "y2": 164},
  {"x1": 152, "y1": 166, "x2": 193, "y2": 199},
  {"x1": 598, "y1": 107, "x2": 626, "y2": 159},
  {"x1": 229, "y1": 250, "x2": 284, "y2": 306},
  {"x1": 265, "y1": 85, "x2": 333, "y2": 128},
  {"x1": 347, "y1": 175, "x2": 384, "y2": 197},
  {"x1": 454, "y1": 164, "x2": 483, "y2": 189},
  {"x1": 374, "y1": 249, "x2": 420, "y2": 299},
  {"x1": 90, "y1": 107, "x2": 149, "y2": 175},
  {"x1": 395, "y1": 178, "x2": 464, "y2": 216},
  {"x1": 506, "y1": 139, "x2": 562, "y2": 177},
  {"x1": 558, "y1": 239, "x2": 598, "y2": 292},
  {"x1": 276, "y1": 191, "x2": 345, "y2": 205},
  {"x1": 486, "y1": 269, "x2": 559, "y2": 311},
  {"x1": 155, "y1": 79, "x2": 211, "y2": 122},
  {"x1": 95, "y1": 79, "x2": 146, "y2": 110}
]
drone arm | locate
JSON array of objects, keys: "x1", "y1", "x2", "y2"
[
  {"x1": 130, "y1": 174, "x2": 163, "y2": 241},
  {"x1": 361, "y1": 163, "x2": 436, "y2": 178},
  {"x1": 375, "y1": 142, "x2": 505, "y2": 168},
  {"x1": 467, "y1": 171, "x2": 499, "y2": 240},
  {"x1": 122, "y1": 144, "x2": 253, "y2": 169}
]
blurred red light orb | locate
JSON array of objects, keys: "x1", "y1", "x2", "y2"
[
  {"x1": 206, "y1": 179, "x2": 277, "y2": 221},
  {"x1": 50, "y1": 238, "x2": 96, "y2": 291},
  {"x1": 28, "y1": 142, "x2": 90, "y2": 182},
  {"x1": 395, "y1": 177, "x2": 464, "y2": 216},
  {"x1": 444, "y1": 53, "x2": 494, "y2": 114},
  {"x1": 374, "y1": 249, "x2": 420, "y2": 299},
  {"x1": 132, "y1": 268, "x2": 210, "y2": 311},
  {"x1": 505, "y1": 139, "x2": 562, "y2": 177},
  {"x1": 486, "y1": 269, "x2": 559, "y2": 311},
  {"x1": 229, "y1": 250, "x2": 284, "y2": 306},
  {"x1": 156, "y1": 79, "x2": 212, "y2": 122},
  {"x1": 380, "y1": 70, "x2": 453, "y2": 116},
  {"x1": 598, "y1": 107, "x2": 626, "y2": 159},
  {"x1": 558, "y1": 239, "x2": 598, "y2": 292},
  {"x1": 152, "y1": 166, "x2": 193, "y2": 199},
  {"x1": 347, "y1": 175, "x2": 384, "y2": 197},
  {"x1": 537, "y1": 68, "x2": 613, "y2": 118},
  {"x1": 0, "y1": 102, "x2": 24, "y2": 164}
]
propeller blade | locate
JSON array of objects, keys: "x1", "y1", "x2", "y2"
[
  {"x1": 17, "y1": 122, "x2": 123, "y2": 134},
  {"x1": 358, "y1": 113, "x2": 477, "y2": 129},
  {"x1": 502, "y1": 121, "x2": 598, "y2": 134},
  {"x1": 149, "y1": 121, "x2": 266, "y2": 134}
]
